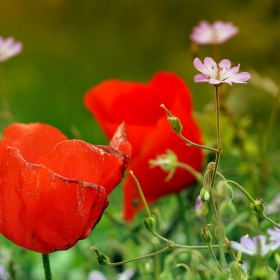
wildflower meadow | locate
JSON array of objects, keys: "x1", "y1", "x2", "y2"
[{"x1": 1, "y1": 1, "x2": 280, "y2": 280}]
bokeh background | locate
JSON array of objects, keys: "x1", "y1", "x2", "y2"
[{"x1": 0, "y1": 0, "x2": 280, "y2": 279}]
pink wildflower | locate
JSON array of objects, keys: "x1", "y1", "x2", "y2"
[
  {"x1": 0, "y1": 36, "x2": 22, "y2": 62},
  {"x1": 193, "y1": 57, "x2": 251, "y2": 86},
  {"x1": 190, "y1": 20, "x2": 239, "y2": 45}
]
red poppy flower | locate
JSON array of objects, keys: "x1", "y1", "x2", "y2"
[
  {"x1": 0, "y1": 122, "x2": 131, "y2": 253},
  {"x1": 84, "y1": 72, "x2": 204, "y2": 221}
]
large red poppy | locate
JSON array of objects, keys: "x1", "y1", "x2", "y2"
[
  {"x1": 84, "y1": 72, "x2": 204, "y2": 221},
  {"x1": 0, "y1": 122, "x2": 131, "y2": 253}
]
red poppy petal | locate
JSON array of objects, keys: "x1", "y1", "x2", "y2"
[
  {"x1": 84, "y1": 72, "x2": 194, "y2": 157},
  {"x1": 3, "y1": 123, "x2": 68, "y2": 163},
  {"x1": 0, "y1": 141, "x2": 108, "y2": 253},
  {"x1": 122, "y1": 117, "x2": 203, "y2": 221},
  {"x1": 123, "y1": 123, "x2": 203, "y2": 221},
  {"x1": 36, "y1": 140, "x2": 127, "y2": 195},
  {"x1": 109, "y1": 122, "x2": 132, "y2": 160}
]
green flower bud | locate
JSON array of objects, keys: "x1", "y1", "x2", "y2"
[
  {"x1": 216, "y1": 181, "x2": 234, "y2": 200},
  {"x1": 250, "y1": 199, "x2": 265, "y2": 216},
  {"x1": 201, "y1": 225, "x2": 212, "y2": 244},
  {"x1": 200, "y1": 187, "x2": 210, "y2": 202},
  {"x1": 91, "y1": 246, "x2": 110, "y2": 266},
  {"x1": 144, "y1": 214, "x2": 157, "y2": 233},
  {"x1": 167, "y1": 116, "x2": 183, "y2": 134},
  {"x1": 219, "y1": 200, "x2": 237, "y2": 222},
  {"x1": 215, "y1": 225, "x2": 225, "y2": 240},
  {"x1": 230, "y1": 262, "x2": 248, "y2": 280},
  {"x1": 197, "y1": 265, "x2": 211, "y2": 280},
  {"x1": 226, "y1": 183, "x2": 234, "y2": 200}
]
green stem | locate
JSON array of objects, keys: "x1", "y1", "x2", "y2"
[
  {"x1": 208, "y1": 86, "x2": 227, "y2": 273},
  {"x1": 176, "y1": 162, "x2": 203, "y2": 183},
  {"x1": 207, "y1": 244, "x2": 222, "y2": 273},
  {"x1": 174, "y1": 244, "x2": 220, "y2": 249},
  {"x1": 261, "y1": 214, "x2": 280, "y2": 229},
  {"x1": 42, "y1": 254, "x2": 52, "y2": 280},
  {"x1": 178, "y1": 132, "x2": 218, "y2": 153},
  {"x1": 152, "y1": 231, "x2": 174, "y2": 245},
  {"x1": 130, "y1": 170, "x2": 151, "y2": 218},
  {"x1": 106, "y1": 246, "x2": 171, "y2": 266},
  {"x1": 226, "y1": 180, "x2": 255, "y2": 204}
]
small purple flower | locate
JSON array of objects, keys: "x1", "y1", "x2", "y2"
[
  {"x1": 0, "y1": 36, "x2": 22, "y2": 62},
  {"x1": 118, "y1": 268, "x2": 134, "y2": 280},
  {"x1": 193, "y1": 57, "x2": 251, "y2": 86},
  {"x1": 0, "y1": 266, "x2": 8, "y2": 280},
  {"x1": 267, "y1": 227, "x2": 280, "y2": 250},
  {"x1": 88, "y1": 271, "x2": 107, "y2": 280},
  {"x1": 190, "y1": 20, "x2": 239, "y2": 45},
  {"x1": 231, "y1": 235, "x2": 273, "y2": 257}
]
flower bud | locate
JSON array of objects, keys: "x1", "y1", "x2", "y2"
[
  {"x1": 201, "y1": 225, "x2": 212, "y2": 244},
  {"x1": 194, "y1": 196, "x2": 208, "y2": 218},
  {"x1": 215, "y1": 225, "x2": 225, "y2": 240},
  {"x1": 226, "y1": 183, "x2": 234, "y2": 200},
  {"x1": 219, "y1": 200, "x2": 237, "y2": 222},
  {"x1": 144, "y1": 214, "x2": 157, "y2": 233},
  {"x1": 250, "y1": 199, "x2": 265, "y2": 216},
  {"x1": 200, "y1": 187, "x2": 210, "y2": 202},
  {"x1": 197, "y1": 265, "x2": 211, "y2": 280},
  {"x1": 167, "y1": 116, "x2": 183, "y2": 134},
  {"x1": 91, "y1": 246, "x2": 110, "y2": 266},
  {"x1": 216, "y1": 181, "x2": 234, "y2": 201},
  {"x1": 230, "y1": 262, "x2": 248, "y2": 280}
]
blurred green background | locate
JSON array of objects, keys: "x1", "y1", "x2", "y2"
[
  {"x1": 1, "y1": 0, "x2": 280, "y2": 142},
  {"x1": 0, "y1": 0, "x2": 280, "y2": 279}
]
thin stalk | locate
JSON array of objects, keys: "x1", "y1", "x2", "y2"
[
  {"x1": 207, "y1": 244, "x2": 222, "y2": 273},
  {"x1": 261, "y1": 214, "x2": 280, "y2": 229},
  {"x1": 130, "y1": 170, "x2": 151, "y2": 218},
  {"x1": 105, "y1": 246, "x2": 171, "y2": 266},
  {"x1": 208, "y1": 86, "x2": 227, "y2": 272},
  {"x1": 152, "y1": 231, "x2": 174, "y2": 245},
  {"x1": 226, "y1": 180, "x2": 255, "y2": 204},
  {"x1": 42, "y1": 254, "x2": 52, "y2": 280},
  {"x1": 176, "y1": 162, "x2": 203, "y2": 183},
  {"x1": 178, "y1": 132, "x2": 218, "y2": 153},
  {"x1": 174, "y1": 244, "x2": 219, "y2": 249}
]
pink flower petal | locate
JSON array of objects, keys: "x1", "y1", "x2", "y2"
[
  {"x1": 218, "y1": 59, "x2": 231, "y2": 70},
  {"x1": 194, "y1": 74, "x2": 209, "y2": 83}
]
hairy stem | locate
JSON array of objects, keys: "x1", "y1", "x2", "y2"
[{"x1": 42, "y1": 254, "x2": 52, "y2": 280}]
